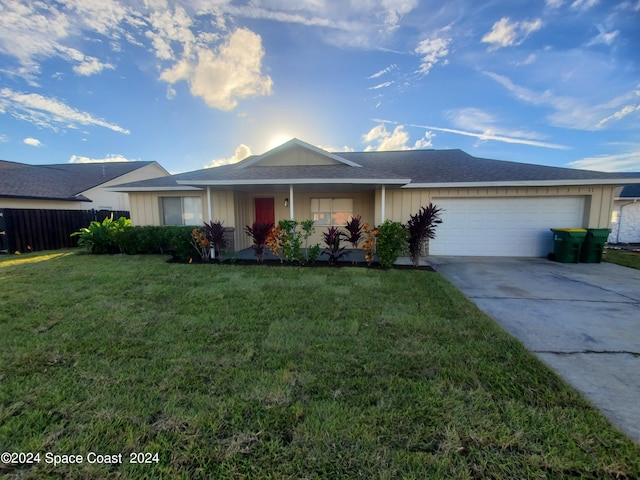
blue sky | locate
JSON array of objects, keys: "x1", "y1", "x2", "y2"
[{"x1": 1, "y1": 0, "x2": 639, "y2": 174}]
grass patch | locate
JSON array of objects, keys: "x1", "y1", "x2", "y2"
[
  {"x1": 1, "y1": 251, "x2": 639, "y2": 479},
  {"x1": 604, "y1": 248, "x2": 640, "y2": 269}
]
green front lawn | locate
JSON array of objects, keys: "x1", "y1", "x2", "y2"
[
  {"x1": 604, "y1": 248, "x2": 640, "y2": 269},
  {"x1": 1, "y1": 251, "x2": 639, "y2": 479}
]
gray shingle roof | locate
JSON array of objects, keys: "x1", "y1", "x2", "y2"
[
  {"x1": 619, "y1": 184, "x2": 640, "y2": 198},
  {"x1": 0, "y1": 160, "x2": 157, "y2": 201},
  {"x1": 338, "y1": 149, "x2": 640, "y2": 185},
  {"x1": 111, "y1": 142, "x2": 640, "y2": 191}
]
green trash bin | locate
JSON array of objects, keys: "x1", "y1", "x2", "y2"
[
  {"x1": 550, "y1": 228, "x2": 587, "y2": 263},
  {"x1": 580, "y1": 228, "x2": 611, "y2": 263}
]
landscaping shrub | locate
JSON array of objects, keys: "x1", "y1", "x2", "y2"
[
  {"x1": 375, "y1": 220, "x2": 407, "y2": 268},
  {"x1": 267, "y1": 219, "x2": 320, "y2": 264},
  {"x1": 71, "y1": 214, "x2": 131, "y2": 254},
  {"x1": 118, "y1": 225, "x2": 193, "y2": 261},
  {"x1": 362, "y1": 223, "x2": 379, "y2": 266}
]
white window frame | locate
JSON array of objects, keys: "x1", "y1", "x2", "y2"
[
  {"x1": 310, "y1": 198, "x2": 353, "y2": 226},
  {"x1": 160, "y1": 196, "x2": 203, "y2": 226}
]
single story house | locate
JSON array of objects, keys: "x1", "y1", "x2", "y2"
[
  {"x1": 111, "y1": 139, "x2": 640, "y2": 257},
  {"x1": 0, "y1": 160, "x2": 169, "y2": 211},
  {"x1": 609, "y1": 184, "x2": 640, "y2": 244}
]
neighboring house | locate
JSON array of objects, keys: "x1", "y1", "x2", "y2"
[
  {"x1": 0, "y1": 160, "x2": 169, "y2": 211},
  {"x1": 609, "y1": 184, "x2": 640, "y2": 244},
  {"x1": 111, "y1": 139, "x2": 640, "y2": 257}
]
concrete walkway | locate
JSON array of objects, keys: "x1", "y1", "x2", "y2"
[{"x1": 432, "y1": 256, "x2": 640, "y2": 443}]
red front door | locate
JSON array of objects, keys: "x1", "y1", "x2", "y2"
[{"x1": 254, "y1": 198, "x2": 275, "y2": 225}]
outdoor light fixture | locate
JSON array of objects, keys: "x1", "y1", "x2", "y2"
[{"x1": 284, "y1": 198, "x2": 289, "y2": 207}]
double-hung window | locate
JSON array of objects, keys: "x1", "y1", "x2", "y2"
[
  {"x1": 310, "y1": 198, "x2": 353, "y2": 226},
  {"x1": 160, "y1": 197, "x2": 203, "y2": 226}
]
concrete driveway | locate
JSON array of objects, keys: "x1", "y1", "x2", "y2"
[{"x1": 432, "y1": 256, "x2": 640, "y2": 443}]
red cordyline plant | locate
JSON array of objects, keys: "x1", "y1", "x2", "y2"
[
  {"x1": 204, "y1": 220, "x2": 227, "y2": 259},
  {"x1": 322, "y1": 226, "x2": 347, "y2": 266},
  {"x1": 406, "y1": 203, "x2": 443, "y2": 267},
  {"x1": 245, "y1": 222, "x2": 274, "y2": 263},
  {"x1": 344, "y1": 214, "x2": 363, "y2": 248}
]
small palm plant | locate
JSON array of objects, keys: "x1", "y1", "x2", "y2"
[{"x1": 245, "y1": 222, "x2": 274, "y2": 263}]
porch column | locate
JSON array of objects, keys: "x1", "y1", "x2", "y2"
[
  {"x1": 207, "y1": 186, "x2": 212, "y2": 222},
  {"x1": 289, "y1": 184, "x2": 294, "y2": 220},
  {"x1": 380, "y1": 184, "x2": 386, "y2": 224}
]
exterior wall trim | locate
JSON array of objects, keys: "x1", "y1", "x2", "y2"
[
  {"x1": 177, "y1": 179, "x2": 410, "y2": 186},
  {"x1": 404, "y1": 179, "x2": 640, "y2": 188}
]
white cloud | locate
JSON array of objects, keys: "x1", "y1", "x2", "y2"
[
  {"x1": 587, "y1": 26, "x2": 620, "y2": 46},
  {"x1": 571, "y1": 0, "x2": 599, "y2": 10},
  {"x1": 568, "y1": 150, "x2": 640, "y2": 172},
  {"x1": 144, "y1": 5, "x2": 196, "y2": 62},
  {"x1": 0, "y1": 87, "x2": 130, "y2": 134},
  {"x1": 484, "y1": 71, "x2": 640, "y2": 131},
  {"x1": 373, "y1": 118, "x2": 569, "y2": 150},
  {"x1": 546, "y1": 0, "x2": 564, "y2": 8},
  {"x1": 447, "y1": 107, "x2": 551, "y2": 143},
  {"x1": 206, "y1": 143, "x2": 252, "y2": 168},
  {"x1": 223, "y1": 0, "x2": 417, "y2": 49},
  {"x1": 0, "y1": 1, "x2": 126, "y2": 83},
  {"x1": 368, "y1": 64, "x2": 397, "y2": 79},
  {"x1": 55, "y1": 45, "x2": 115, "y2": 76},
  {"x1": 369, "y1": 81, "x2": 394, "y2": 90},
  {"x1": 69, "y1": 154, "x2": 133, "y2": 163},
  {"x1": 161, "y1": 28, "x2": 272, "y2": 111},
  {"x1": 482, "y1": 17, "x2": 543, "y2": 51},
  {"x1": 23, "y1": 137, "x2": 42, "y2": 147},
  {"x1": 0, "y1": 134, "x2": 10, "y2": 142},
  {"x1": 596, "y1": 104, "x2": 640, "y2": 128},
  {"x1": 363, "y1": 123, "x2": 433, "y2": 151},
  {"x1": 415, "y1": 29, "x2": 451, "y2": 76}
]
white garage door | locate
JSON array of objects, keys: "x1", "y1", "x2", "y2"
[{"x1": 429, "y1": 196, "x2": 585, "y2": 256}]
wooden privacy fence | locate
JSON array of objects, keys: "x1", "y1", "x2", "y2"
[{"x1": 0, "y1": 208, "x2": 129, "y2": 254}]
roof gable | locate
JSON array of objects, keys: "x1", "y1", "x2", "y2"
[{"x1": 236, "y1": 138, "x2": 361, "y2": 168}]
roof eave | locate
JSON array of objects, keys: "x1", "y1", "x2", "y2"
[
  {"x1": 108, "y1": 186, "x2": 204, "y2": 192},
  {"x1": 403, "y1": 178, "x2": 640, "y2": 188},
  {"x1": 0, "y1": 194, "x2": 92, "y2": 202},
  {"x1": 176, "y1": 178, "x2": 410, "y2": 186}
]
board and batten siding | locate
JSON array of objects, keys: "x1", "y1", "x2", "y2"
[
  {"x1": 375, "y1": 185, "x2": 616, "y2": 229},
  {"x1": 128, "y1": 192, "x2": 201, "y2": 226}
]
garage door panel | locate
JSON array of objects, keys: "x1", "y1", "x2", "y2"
[{"x1": 430, "y1": 197, "x2": 585, "y2": 256}]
